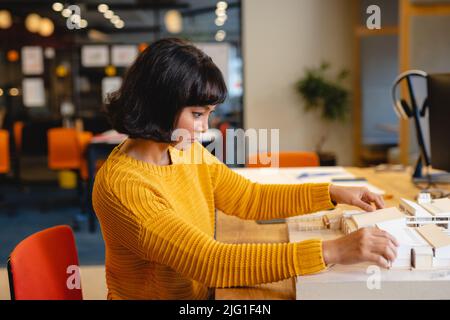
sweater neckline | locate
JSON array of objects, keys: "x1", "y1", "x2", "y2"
[{"x1": 112, "y1": 140, "x2": 186, "y2": 175}]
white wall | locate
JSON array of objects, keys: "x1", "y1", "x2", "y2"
[{"x1": 242, "y1": 0, "x2": 354, "y2": 165}]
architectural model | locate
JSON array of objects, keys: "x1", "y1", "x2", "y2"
[{"x1": 288, "y1": 196, "x2": 450, "y2": 270}]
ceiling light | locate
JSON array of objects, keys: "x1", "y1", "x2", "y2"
[
  {"x1": 216, "y1": 14, "x2": 227, "y2": 23},
  {"x1": 79, "y1": 19, "x2": 88, "y2": 28},
  {"x1": 39, "y1": 18, "x2": 54, "y2": 37},
  {"x1": 98, "y1": 4, "x2": 108, "y2": 13},
  {"x1": 164, "y1": 10, "x2": 182, "y2": 34},
  {"x1": 0, "y1": 10, "x2": 12, "y2": 29},
  {"x1": 52, "y1": 2, "x2": 63, "y2": 12},
  {"x1": 215, "y1": 8, "x2": 226, "y2": 17},
  {"x1": 215, "y1": 18, "x2": 224, "y2": 27},
  {"x1": 217, "y1": 1, "x2": 228, "y2": 10},
  {"x1": 111, "y1": 15, "x2": 120, "y2": 24},
  {"x1": 215, "y1": 30, "x2": 226, "y2": 42},
  {"x1": 9, "y1": 88, "x2": 19, "y2": 96},
  {"x1": 104, "y1": 10, "x2": 114, "y2": 19},
  {"x1": 114, "y1": 20, "x2": 124, "y2": 29},
  {"x1": 25, "y1": 13, "x2": 41, "y2": 33},
  {"x1": 62, "y1": 8, "x2": 71, "y2": 18}
]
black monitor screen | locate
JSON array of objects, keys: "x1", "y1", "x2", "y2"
[{"x1": 428, "y1": 74, "x2": 450, "y2": 172}]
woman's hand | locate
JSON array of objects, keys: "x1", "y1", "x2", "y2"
[
  {"x1": 322, "y1": 227, "x2": 399, "y2": 269},
  {"x1": 329, "y1": 185, "x2": 385, "y2": 212}
]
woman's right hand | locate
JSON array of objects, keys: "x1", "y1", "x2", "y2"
[{"x1": 322, "y1": 228, "x2": 399, "y2": 269}]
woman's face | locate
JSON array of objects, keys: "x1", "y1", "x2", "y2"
[{"x1": 172, "y1": 105, "x2": 216, "y2": 149}]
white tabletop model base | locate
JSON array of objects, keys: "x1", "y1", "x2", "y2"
[{"x1": 289, "y1": 225, "x2": 450, "y2": 300}]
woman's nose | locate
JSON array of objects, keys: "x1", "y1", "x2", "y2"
[{"x1": 201, "y1": 119, "x2": 209, "y2": 132}]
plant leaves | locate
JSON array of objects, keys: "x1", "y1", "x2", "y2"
[{"x1": 296, "y1": 62, "x2": 350, "y2": 122}]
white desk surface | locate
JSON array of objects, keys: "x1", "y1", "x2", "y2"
[
  {"x1": 233, "y1": 167, "x2": 385, "y2": 194},
  {"x1": 233, "y1": 167, "x2": 450, "y2": 300},
  {"x1": 288, "y1": 225, "x2": 450, "y2": 300}
]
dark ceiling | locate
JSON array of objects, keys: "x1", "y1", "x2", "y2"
[{"x1": 0, "y1": 0, "x2": 241, "y2": 43}]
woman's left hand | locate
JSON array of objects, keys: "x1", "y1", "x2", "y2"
[{"x1": 329, "y1": 185, "x2": 385, "y2": 212}]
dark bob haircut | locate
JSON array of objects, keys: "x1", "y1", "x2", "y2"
[{"x1": 105, "y1": 38, "x2": 228, "y2": 142}]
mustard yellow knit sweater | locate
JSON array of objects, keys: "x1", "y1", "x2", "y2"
[{"x1": 92, "y1": 141, "x2": 335, "y2": 300}]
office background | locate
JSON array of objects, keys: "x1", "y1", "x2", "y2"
[{"x1": 0, "y1": 0, "x2": 449, "y2": 300}]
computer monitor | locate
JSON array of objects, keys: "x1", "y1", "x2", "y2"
[{"x1": 427, "y1": 74, "x2": 450, "y2": 173}]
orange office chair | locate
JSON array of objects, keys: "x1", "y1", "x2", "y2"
[
  {"x1": 0, "y1": 129, "x2": 10, "y2": 174},
  {"x1": 7, "y1": 225, "x2": 83, "y2": 300},
  {"x1": 0, "y1": 130, "x2": 10, "y2": 209},
  {"x1": 48, "y1": 128, "x2": 93, "y2": 227},
  {"x1": 13, "y1": 121, "x2": 24, "y2": 153},
  {"x1": 247, "y1": 151, "x2": 320, "y2": 168},
  {"x1": 47, "y1": 128, "x2": 92, "y2": 180},
  {"x1": 48, "y1": 128, "x2": 83, "y2": 171}
]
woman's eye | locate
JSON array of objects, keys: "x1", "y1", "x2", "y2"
[{"x1": 192, "y1": 112, "x2": 203, "y2": 118}]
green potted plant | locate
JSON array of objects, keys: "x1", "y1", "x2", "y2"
[{"x1": 296, "y1": 61, "x2": 350, "y2": 165}]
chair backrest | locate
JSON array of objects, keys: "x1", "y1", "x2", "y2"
[
  {"x1": 13, "y1": 121, "x2": 24, "y2": 153},
  {"x1": 47, "y1": 128, "x2": 82, "y2": 170},
  {"x1": 247, "y1": 151, "x2": 320, "y2": 168},
  {"x1": 7, "y1": 225, "x2": 83, "y2": 300},
  {"x1": 0, "y1": 129, "x2": 10, "y2": 173}
]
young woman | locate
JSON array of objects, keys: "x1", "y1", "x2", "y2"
[{"x1": 93, "y1": 38, "x2": 398, "y2": 300}]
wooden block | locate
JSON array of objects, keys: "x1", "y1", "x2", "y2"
[
  {"x1": 400, "y1": 198, "x2": 434, "y2": 218},
  {"x1": 416, "y1": 224, "x2": 450, "y2": 249},
  {"x1": 351, "y1": 207, "x2": 405, "y2": 229},
  {"x1": 412, "y1": 247, "x2": 434, "y2": 269},
  {"x1": 421, "y1": 198, "x2": 450, "y2": 217}
]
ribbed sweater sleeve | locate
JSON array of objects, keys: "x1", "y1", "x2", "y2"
[
  {"x1": 209, "y1": 162, "x2": 336, "y2": 220},
  {"x1": 96, "y1": 179, "x2": 327, "y2": 288},
  {"x1": 139, "y1": 209, "x2": 326, "y2": 287}
]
